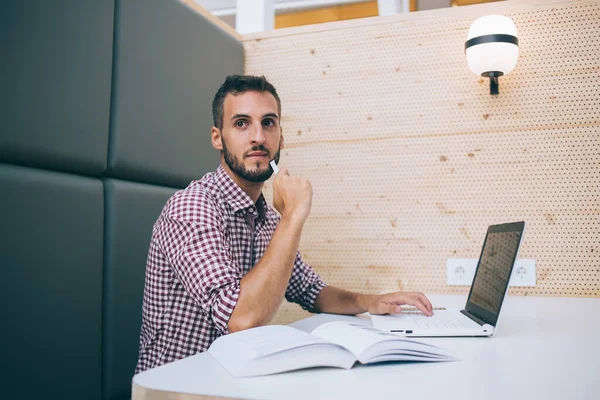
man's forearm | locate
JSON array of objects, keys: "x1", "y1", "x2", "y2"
[
  {"x1": 313, "y1": 286, "x2": 374, "y2": 315},
  {"x1": 228, "y1": 214, "x2": 305, "y2": 332}
]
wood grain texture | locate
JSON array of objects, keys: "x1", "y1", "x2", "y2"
[
  {"x1": 132, "y1": 382, "x2": 237, "y2": 400},
  {"x1": 243, "y1": 0, "x2": 600, "y2": 324}
]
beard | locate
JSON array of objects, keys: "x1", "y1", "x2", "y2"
[{"x1": 222, "y1": 138, "x2": 281, "y2": 183}]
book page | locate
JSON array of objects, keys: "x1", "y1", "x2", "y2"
[
  {"x1": 311, "y1": 322, "x2": 394, "y2": 357},
  {"x1": 311, "y1": 322, "x2": 454, "y2": 363},
  {"x1": 208, "y1": 325, "x2": 356, "y2": 377},
  {"x1": 210, "y1": 325, "x2": 332, "y2": 361}
]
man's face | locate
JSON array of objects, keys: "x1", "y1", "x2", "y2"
[{"x1": 214, "y1": 91, "x2": 283, "y2": 183}]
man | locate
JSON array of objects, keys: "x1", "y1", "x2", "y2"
[{"x1": 135, "y1": 75, "x2": 433, "y2": 373}]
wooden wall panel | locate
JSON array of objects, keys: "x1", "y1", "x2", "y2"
[{"x1": 242, "y1": 0, "x2": 600, "y2": 324}]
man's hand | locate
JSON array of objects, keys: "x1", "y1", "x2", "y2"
[
  {"x1": 365, "y1": 291, "x2": 433, "y2": 316},
  {"x1": 272, "y1": 168, "x2": 313, "y2": 223}
]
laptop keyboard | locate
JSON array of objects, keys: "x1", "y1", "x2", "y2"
[{"x1": 409, "y1": 313, "x2": 469, "y2": 329}]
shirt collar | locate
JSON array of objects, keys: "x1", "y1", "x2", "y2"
[{"x1": 214, "y1": 165, "x2": 267, "y2": 219}]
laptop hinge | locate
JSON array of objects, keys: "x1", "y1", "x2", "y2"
[{"x1": 460, "y1": 309, "x2": 489, "y2": 326}]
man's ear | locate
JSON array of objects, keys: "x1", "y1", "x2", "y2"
[
  {"x1": 279, "y1": 128, "x2": 285, "y2": 150},
  {"x1": 211, "y1": 126, "x2": 223, "y2": 151}
]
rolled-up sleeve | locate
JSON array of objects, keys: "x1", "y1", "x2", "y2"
[
  {"x1": 285, "y1": 251, "x2": 327, "y2": 312},
  {"x1": 154, "y1": 191, "x2": 241, "y2": 335}
]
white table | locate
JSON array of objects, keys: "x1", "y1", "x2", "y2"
[{"x1": 132, "y1": 294, "x2": 600, "y2": 400}]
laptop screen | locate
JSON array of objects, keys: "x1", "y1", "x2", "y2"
[{"x1": 465, "y1": 222, "x2": 525, "y2": 326}]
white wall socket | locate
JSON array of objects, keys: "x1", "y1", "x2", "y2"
[{"x1": 446, "y1": 258, "x2": 536, "y2": 287}]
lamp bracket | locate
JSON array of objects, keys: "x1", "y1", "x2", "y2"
[{"x1": 481, "y1": 71, "x2": 504, "y2": 95}]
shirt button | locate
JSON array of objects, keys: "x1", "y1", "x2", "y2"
[{"x1": 248, "y1": 207, "x2": 255, "y2": 213}]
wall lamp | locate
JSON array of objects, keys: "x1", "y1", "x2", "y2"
[{"x1": 465, "y1": 15, "x2": 519, "y2": 95}]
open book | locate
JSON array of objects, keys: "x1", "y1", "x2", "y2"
[{"x1": 207, "y1": 321, "x2": 456, "y2": 377}]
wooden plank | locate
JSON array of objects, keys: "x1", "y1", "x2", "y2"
[{"x1": 132, "y1": 382, "x2": 238, "y2": 400}]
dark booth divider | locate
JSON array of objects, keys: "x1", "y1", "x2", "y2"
[{"x1": 0, "y1": 1, "x2": 243, "y2": 399}]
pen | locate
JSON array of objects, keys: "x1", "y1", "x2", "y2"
[{"x1": 270, "y1": 160, "x2": 279, "y2": 175}]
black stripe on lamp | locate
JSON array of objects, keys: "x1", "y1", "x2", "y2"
[{"x1": 465, "y1": 15, "x2": 519, "y2": 95}]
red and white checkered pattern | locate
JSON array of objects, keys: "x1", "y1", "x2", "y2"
[{"x1": 135, "y1": 165, "x2": 326, "y2": 373}]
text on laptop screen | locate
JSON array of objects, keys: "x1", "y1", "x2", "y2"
[{"x1": 469, "y1": 230, "x2": 522, "y2": 315}]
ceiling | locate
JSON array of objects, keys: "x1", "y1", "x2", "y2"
[{"x1": 194, "y1": 0, "x2": 369, "y2": 16}]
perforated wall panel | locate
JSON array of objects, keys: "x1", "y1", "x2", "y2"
[{"x1": 243, "y1": 0, "x2": 600, "y2": 324}]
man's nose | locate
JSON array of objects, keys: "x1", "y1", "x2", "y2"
[{"x1": 250, "y1": 124, "x2": 266, "y2": 144}]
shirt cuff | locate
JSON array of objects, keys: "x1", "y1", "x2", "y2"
[
  {"x1": 210, "y1": 282, "x2": 241, "y2": 335},
  {"x1": 299, "y1": 279, "x2": 328, "y2": 312}
]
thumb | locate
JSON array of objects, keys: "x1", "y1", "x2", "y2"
[
  {"x1": 383, "y1": 304, "x2": 399, "y2": 315},
  {"x1": 278, "y1": 168, "x2": 290, "y2": 176}
]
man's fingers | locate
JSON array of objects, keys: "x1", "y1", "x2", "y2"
[
  {"x1": 372, "y1": 292, "x2": 434, "y2": 316},
  {"x1": 274, "y1": 168, "x2": 290, "y2": 184},
  {"x1": 396, "y1": 292, "x2": 431, "y2": 316},
  {"x1": 411, "y1": 299, "x2": 432, "y2": 316},
  {"x1": 420, "y1": 294, "x2": 433, "y2": 313},
  {"x1": 393, "y1": 292, "x2": 433, "y2": 315}
]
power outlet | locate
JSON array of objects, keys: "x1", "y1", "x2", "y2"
[
  {"x1": 511, "y1": 259, "x2": 536, "y2": 286},
  {"x1": 446, "y1": 259, "x2": 476, "y2": 285},
  {"x1": 446, "y1": 258, "x2": 536, "y2": 287}
]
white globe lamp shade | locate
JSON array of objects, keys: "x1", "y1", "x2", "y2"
[{"x1": 465, "y1": 15, "x2": 519, "y2": 94}]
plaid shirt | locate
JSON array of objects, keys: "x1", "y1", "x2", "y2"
[{"x1": 135, "y1": 165, "x2": 327, "y2": 373}]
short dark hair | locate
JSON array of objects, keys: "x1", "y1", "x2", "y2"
[{"x1": 212, "y1": 75, "x2": 281, "y2": 130}]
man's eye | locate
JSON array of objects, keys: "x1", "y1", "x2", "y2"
[
  {"x1": 235, "y1": 120, "x2": 247, "y2": 128},
  {"x1": 263, "y1": 119, "x2": 275, "y2": 127}
]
